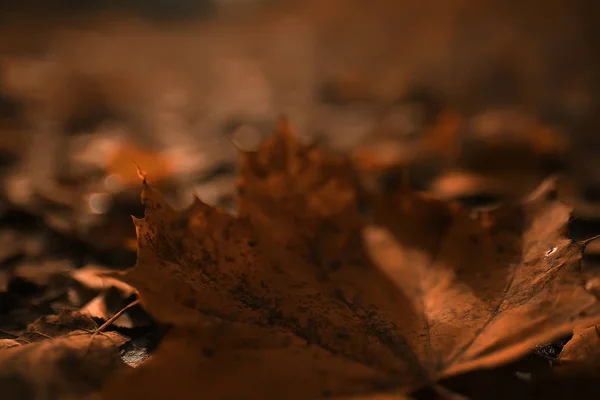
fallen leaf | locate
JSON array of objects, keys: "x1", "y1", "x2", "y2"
[
  {"x1": 353, "y1": 110, "x2": 461, "y2": 175},
  {"x1": 103, "y1": 320, "x2": 394, "y2": 399},
  {"x1": 105, "y1": 123, "x2": 600, "y2": 398},
  {"x1": 69, "y1": 266, "x2": 149, "y2": 328},
  {"x1": 22, "y1": 310, "x2": 99, "y2": 342},
  {"x1": 0, "y1": 329, "x2": 128, "y2": 400},
  {"x1": 555, "y1": 325, "x2": 600, "y2": 374},
  {"x1": 354, "y1": 107, "x2": 566, "y2": 200},
  {"x1": 1, "y1": 260, "x2": 78, "y2": 332},
  {"x1": 429, "y1": 169, "x2": 549, "y2": 203},
  {"x1": 459, "y1": 110, "x2": 567, "y2": 175},
  {"x1": 69, "y1": 264, "x2": 137, "y2": 313},
  {"x1": 105, "y1": 140, "x2": 175, "y2": 187},
  {"x1": 12, "y1": 259, "x2": 74, "y2": 288},
  {"x1": 0, "y1": 339, "x2": 21, "y2": 349},
  {"x1": 364, "y1": 177, "x2": 600, "y2": 380}
]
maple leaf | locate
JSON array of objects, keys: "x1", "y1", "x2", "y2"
[
  {"x1": 103, "y1": 321, "x2": 396, "y2": 399},
  {"x1": 104, "y1": 139, "x2": 176, "y2": 188},
  {"x1": 103, "y1": 121, "x2": 600, "y2": 398},
  {"x1": 363, "y1": 178, "x2": 600, "y2": 380}
]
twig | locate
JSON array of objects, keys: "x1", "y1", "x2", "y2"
[
  {"x1": 94, "y1": 298, "x2": 141, "y2": 335},
  {"x1": 0, "y1": 328, "x2": 18, "y2": 339},
  {"x1": 83, "y1": 298, "x2": 141, "y2": 358},
  {"x1": 30, "y1": 329, "x2": 52, "y2": 340}
]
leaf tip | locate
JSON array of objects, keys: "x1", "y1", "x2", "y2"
[
  {"x1": 131, "y1": 215, "x2": 144, "y2": 227},
  {"x1": 135, "y1": 163, "x2": 148, "y2": 184},
  {"x1": 576, "y1": 234, "x2": 600, "y2": 250}
]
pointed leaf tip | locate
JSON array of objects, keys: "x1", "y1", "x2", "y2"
[
  {"x1": 577, "y1": 234, "x2": 600, "y2": 249},
  {"x1": 135, "y1": 164, "x2": 148, "y2": 183}
]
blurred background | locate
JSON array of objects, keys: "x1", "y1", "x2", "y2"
[
  {"x1": 1, "y1": 3, "x2": 600, "y2": 399},
  {"x1": 0, "y1": 0, "x2": 599, "y2": 255},
  {"x1": 2, "y1": 3, "x2": 600, "y2": 396}
]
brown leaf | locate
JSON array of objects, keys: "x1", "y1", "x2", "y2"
[
  {"x1": 107, "y1": 124, "x2": 600, "y2": 398},
  {"x1": 1, "y1": 260, "x2": 77, "y2": 332},
  {"x1": 0, "y1": 330, "x2": 128, "y2": 400},
  {"x1": 105, "y1": 140, "x2": 175, "y2": 187},
  {"x1": 103, "y1": 320, "x2": 393, "y2": 400},
  {"x1": 428, "y1": 169, "x2": 549, "y2": 203},
  {"x1": 70, "y1": 265, "x2": 136, "y2": 300},
  {"x1": 353, "y1": 110, "x2": 461, "y2": 175},
  {"x1": 69, "y1": 265, "x2": 144, "y2": 328},
  {"x1": 12, "y1": 259, "x2": 74, "y2": 288},
  {"x1": 0, "y1": 339, "x2": 21, "y2": 350},
  {"x1": 556, "y1": 325, "x2": 600, "y2": 374},
  {"x1": 365, "y1": 178, "x2": 600, "y2": 379},
  {"x1": 22, "y1": 310, "x2": 99, "y2": 342},
  {"x1": 355, "y1": 108, "x2": 566, "y2": 200}
]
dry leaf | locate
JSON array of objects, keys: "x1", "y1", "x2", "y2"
[
  {"x1": 70, "y1": 265, "x2": 136, "y2": 297},
  {"x1": 105, "y1": 141, "x2": 175, "y2": 187},
  {"x1": 429, "y1": 169, "x2": 550, "y2": 203},
  {"x1": 68, "y1": 267, "x2": 147, "y2": 328},
  {"x1": 0, "y1": 339, "x2": 21, "y2": 350},
  {"x1": 354, "y1": 108, "x2": 566, "y2": 200},
  {"x1": 353, "y1": 110, "x2": 461, "y2": 174},
  {"x1": 12, "y1": 260, "x2": 74, "y2": 288},
  {"x1": 0, "y1": 330, "x2": 128, "y2": 400},
  {"x1": 22, "y1": 310, "x2": 99, "y2": 342},
  {"x1": 363, "y1": 177, "x2": 600, "y2": 380},
  {"x1": 103, "y1": 320, "x2": 394, "y2": 399},
  {"x1": 556, "y1": 325, "x2": 600, "y2": 374},
  {"x1": 1, "y1": 260, "x2": 76, "y2": 330},
  {"x1": 104, "y1": 123, "x2": 600, "y2": 398}
]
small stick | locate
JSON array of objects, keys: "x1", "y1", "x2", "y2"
[
  {"x1": 83, "y1": 298, "x2": 141, "y2": 358},
  {"x1": 30, "y1": 329, "x2": 52, "y2": 340},
  {"x1": 0, "y1": 328, "x2": 18, "y2": 339},
  {"x1": 94, "y1": 298, "x2": 141, "y2": 335}
]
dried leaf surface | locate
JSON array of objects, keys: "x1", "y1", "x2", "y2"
[
  {"x1": 0, "y1": 329, "x2": 128, "y2": 400},
  {"x1": 22, "y1": 310, "x2": 99, "y2": 342},
  {"x1": 106, "y1": 123, "x2": 600, "y2": 398},
  {"x1": 556, "y1": 325, "x2": 600, "y2": 374},
  {"x1": 70, "y1": 265, "x2": 143, "y2": 328},
  {"x1": 365, "y1": 178, "x2": 600, "y2": 379},
  {"x1": 103, "y1": 320, "x2": 393, "y2": 399},
  {"x1": 105, "y1": 141, "x2": 175, "y2": 187}
]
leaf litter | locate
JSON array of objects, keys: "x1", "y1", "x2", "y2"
[
  {"x1": 0, "y1": 207, "x2": 158, "y2": 399},
  {"x1": 0, "y1": 310, "x2": 130, "y2": 400},
  {"x1": 95, "y1": 120, "x2": 600, "y2": 399},
  {"x1": 1, "y1": 3, "x2": 599, "y2": 397}
]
